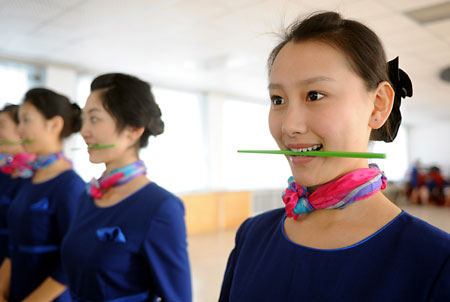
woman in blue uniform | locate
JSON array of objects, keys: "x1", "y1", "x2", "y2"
[
  {"x1": 0, "y1": 89, "x2": 85, "y2": 302},
  {"x1": 0, "y1": 104, "x2": 27, "y2": 264},
  {"x1": 61, "y1": 73, "x2": 191, "y2": 302},
  {"x1": 220, "y1": 12, "x2": 450, "y2": 301}
]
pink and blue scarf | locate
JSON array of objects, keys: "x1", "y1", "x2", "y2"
[
  {"x1": 282, "y1": 163, "x2": 387, "y2": 220},
  {"x1": 0, "y1": 151, "x2": 67, "y2": 178},
  {"x1": 86, "y1": 160, "x2": 147, "y2": 199}
]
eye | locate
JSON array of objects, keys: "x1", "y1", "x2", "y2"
[
  {"x1": 307, "y1": 91, "x2": 325, "y2": 102},
  {"x1": 270, "y1": 95, "x2": 285, "y2": 106},
  {"x1": 90, "y1": 116, "x2": 98, "y2": 123}
]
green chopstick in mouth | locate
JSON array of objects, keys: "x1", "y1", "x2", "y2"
[
  {"x1": 88, "y1": 144, "x2": 117, "y2": 149},
  {"x1": 0, "y1": 140, "x2": 19, "y2": 145},
  {"x1": 22, "y1": 138, "x2": 36, "y2": 144},
  {"x1": 0, "y1": 138, "x2": 35, "y2": 145},
  {"x1": 72, "y1": 144, "x2": 117, "y2": 151},
  {"x1": 237, "y1": 150, "x2": 386, "y2": 159}
]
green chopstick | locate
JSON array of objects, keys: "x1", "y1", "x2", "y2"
[
  {"x1": 0, "y1": 140, "x2": 19, "y2": 145},
  {"x1": 0, "y1": 138, "x2": 35, "y2": 145},
  {"x1": 72, "y1": 144, "x2": 117, "y2": 151},
  {"x1": 89, "y1": 144, "x2": 116, "y2": 149},
  {"x1": 237, "y1": 150, "x2": 386, "y2": 159},
  {"x1": 22, "y1": 138, "x2": 35, "y2": 144}
]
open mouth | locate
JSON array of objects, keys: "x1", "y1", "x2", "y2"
[{"x1": 290, "y1": 144, "x2": 323, "y2": 153}]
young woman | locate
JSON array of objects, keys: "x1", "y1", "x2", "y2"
[
  {"x1": 220, "y1": 12, "x2": 450, "y2": 301},
  {"x1": 0, "y1": 89, "x2": 85, "y2": 302},
  {"x1": 61, "y1": 73, "x2": 191, "y2": 302},
  {"x1": 0, "y1": 104, "x2": 26, "y2": 263}
]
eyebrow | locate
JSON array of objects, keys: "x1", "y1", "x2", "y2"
[
  {"x1": 83, "y1": 108, "x2": 101, "y2": 115},
  {"x1": 268, "y1": 76, "x2": 336, "y2": 89}
]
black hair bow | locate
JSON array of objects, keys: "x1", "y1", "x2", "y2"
[
  {"x1": 383, "y1": 57, "x2": 413, "y2": 142},
  {"x1": 388, "y1": 57, "x2": 413, "y2": 99}
]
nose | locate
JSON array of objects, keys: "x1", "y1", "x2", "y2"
[
  {"x1": 80, "y1": 121, "x2": 90, "y2": 140},
  {"x1": 282, "y1": 101, "x2": 308, "y2": 137},
  {"x1": 17, "y1": 121, "x2": 25, "y2": 138}
]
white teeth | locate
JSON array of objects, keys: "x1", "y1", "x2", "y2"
[{"x1": 290, "y1": 144, "x2": 322, "y2": 152}]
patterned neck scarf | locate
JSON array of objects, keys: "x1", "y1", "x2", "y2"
[
  {"x1": 86, "y1": 160, "x2": 147, "y2": 199},
  {"x1": 282, "y1": 164, "x2": 387, "y2": 220},
  {"x1": 0, "y1": 153, "x2": 8, "y2": 167},
  {"x1": 0, "y1": 152, "x2": 36, "y2": 178},
  {"x1": 0, "y1": 151, "x2": 68, "y2": 178},
  {"x1": 30, "y1": 152, "x2": 67, "y2": 170}
]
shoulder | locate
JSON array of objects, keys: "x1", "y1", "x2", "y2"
[
  {"x1": 135, "y1": 182, "x2": 185, "y2": 217},
  {"x1": 53, "y1": 170, "x2": 85, "y2": 188},
  {"x1": 140, "y1": 184, "x2": 187, "y2": 245},
  {"x1": 50, "y1": 170, "x2": 86, "y2": 199},
  {"x1": 235, "y1": 208, "x2": 285, "y2": 243},
  {"x1": 398, "y1": 212, "x2": 450, "y2": 245},
  {"x1": 393, "y1": 211, "x2": 450, "y2": 258}
]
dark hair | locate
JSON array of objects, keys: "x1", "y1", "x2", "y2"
[
  {"x1": 267, "y1": 11, "x2": 412, "y2": 142},
  {"x1": 0, "y1": 104, "x2": 20, "y2": 124},
  {"x1": 23, "y1": 88, "x2": 82, "y2": 138},
  {"x1": 90, "y1": 73, "x2": 164, "y2": 148}
]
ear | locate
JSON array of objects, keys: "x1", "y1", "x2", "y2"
[
  {"x1": 125, "y1": 126, "x2": 145, "y2": 145},
  {"x1": 46, "y1": 115, "x2": 65, "y2": 137},
  {"x1": 369, "y1": 81, "x2": 395, "y2": 130}
]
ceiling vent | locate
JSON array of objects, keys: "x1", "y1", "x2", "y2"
[{"x1": 406, "y1": 1, "x2": 450, "y2": 24}]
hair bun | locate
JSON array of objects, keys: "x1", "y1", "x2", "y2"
[
  {"x1": 147, "y1": 105, "x2": 164, "y2": 136},
  {"x1": 71, "y1": 102, "x2": 81, "y2": 113},
  {"x1": 71, "y1": 102, "x2": 82, "y2": 133}
]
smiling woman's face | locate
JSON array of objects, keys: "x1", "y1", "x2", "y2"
[
  {"x1": 80, "y1": 89, "x2": 135, "y2": 164},
  {"x1": 17, "y1": 101, "x2": 58, "y2": 154},
  {"x1": 268, "y1": 40, "x2": 376, "y2": 188}
]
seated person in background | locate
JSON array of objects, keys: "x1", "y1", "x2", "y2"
[
  {"x1": 426, "y1": 166, "x2": 449, "y2": 206},
  {"x1": 407, "y1": 161, "x2": 429, "y2": 205}
]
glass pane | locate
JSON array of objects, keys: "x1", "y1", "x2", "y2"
[{"x1": 222, "y1": 99, "x2": 291, "y2": 190}]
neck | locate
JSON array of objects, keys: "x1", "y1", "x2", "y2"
[
  {"x1": 105, "y1": 155, "x2": 140, "y2": 174},
  {"x1": 308, "y1": 159, "x2": 370, "y2": 193},
  {"x1": 11, "y1": 148, "x2": 24, "y2": 155},
  {"x1": 36, "y1": 144, "x2": 63, "y2": 156},
  {"x1": 299, "y1": 191, "x2": 398, "y2": 225}
]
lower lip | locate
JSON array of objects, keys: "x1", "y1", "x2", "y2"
[{"x1": 289, "y1": 155, "x2": 316, "y2": 165}]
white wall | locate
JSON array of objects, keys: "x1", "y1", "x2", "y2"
[
  {"x1": 45, "y1": 65, "x2": 77, "y2": 99},
  {"x1": 44, "y1": 65, "x2": 102, "y2": 181},
  {"x1": 408, "y1": 121, "x2": 450, "y2": 177}
]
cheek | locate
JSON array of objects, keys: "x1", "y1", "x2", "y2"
[
  {"x1": 268, "y1": 111, "x2": 282, "y2": 141},
  {"x1": 99, "y1": 125, "x2": 116, "y2": 140}
]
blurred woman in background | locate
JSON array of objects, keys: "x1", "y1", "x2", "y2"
[
  {"x1": 61, "y1": 73, "x2": 191, "y2": 302},
  {"x1": 0, "y1": 104, "x2": 27, "y2": 264},
  {"x1": 0, "y1": 88, "x2": 85, "y2": 302}
]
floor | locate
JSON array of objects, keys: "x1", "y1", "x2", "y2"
[{"x1": 187, "y1": 203, "x2": 450, "y2": 302}]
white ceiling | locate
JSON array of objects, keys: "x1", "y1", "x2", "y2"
[{"x1": 1, "y1": 0, "x2": 450, "y2": 125}]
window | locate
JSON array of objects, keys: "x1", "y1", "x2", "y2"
[
  {"x1": 142, "y1": 87, "x2": 208, "y2": 193},
  {"x1": 369, "y1": 126, "x2": 408, "y2": 181},
  {"x1": 0, "y1": 61, "x2": 43, "y2": 107},
  {"x1": 221, "y1": 99, "x2": 291, "y2": 190}
]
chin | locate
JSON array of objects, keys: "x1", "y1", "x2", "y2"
[
  {"x1": 22, "y1": 145, "x2": 34, "y2": 154},
  {"x1": 291, "y1": 171, "x2": 331, "y2": 188},
  {"x1": 88, "y1": 155, "x2": 104, "y2": 164}
]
